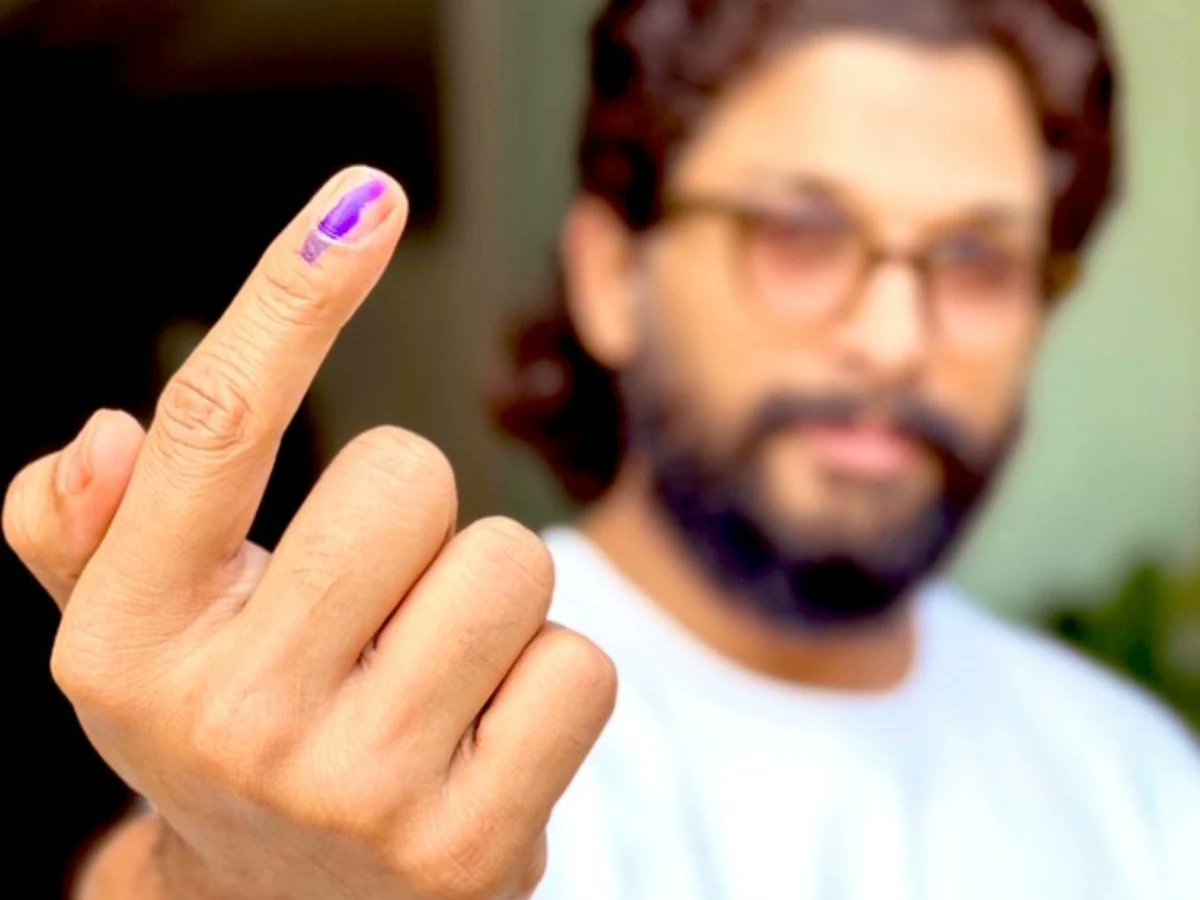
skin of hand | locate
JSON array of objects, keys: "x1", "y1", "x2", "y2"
[{"x1": 3, "y1": 166, "x2": 617, "y2": 900}]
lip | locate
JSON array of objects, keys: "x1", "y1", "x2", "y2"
[{"x1": 803, "y1": 421, "x2": 921, "y2": 479}]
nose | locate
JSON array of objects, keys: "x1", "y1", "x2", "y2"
[{"x1": 830, "y1": 259, "x2": 929, "y2": 384}]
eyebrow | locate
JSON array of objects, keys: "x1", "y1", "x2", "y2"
[
  {"x1": 948, "y1": 206, "x2": 1041, "y2": 232},
  {"x1": 751, "y1": 170, "x2": 1042, "y2": 231}
]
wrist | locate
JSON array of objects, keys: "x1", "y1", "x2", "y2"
[
  {"x1": 152, "y1": 821, "x2": 246, "y2": 900},
  {"x1": 74, "y1": 812, "x2": 171, "y2": 900},
  {"x1": 73, "y1": 812, "x2": 233, "y2": 900}
]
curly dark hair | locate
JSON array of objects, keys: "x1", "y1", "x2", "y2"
[{"x1": 491, "y1": 0, "x2": 1119, "y2": 503}]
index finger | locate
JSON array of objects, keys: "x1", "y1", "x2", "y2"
[{"x1": 98, "y1": 166, "x2": 408, "y2": 597}]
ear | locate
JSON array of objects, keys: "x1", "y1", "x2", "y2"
[{"x1": 561, "y1": 195, "x2": 642, "y2": 370}]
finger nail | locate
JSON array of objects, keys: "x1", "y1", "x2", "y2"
[
  {"x1": 56, "y1": 414, "x2": 101, "y2": 497},
  {"x1": 301, "y1": 175, "x2": 389, "y2": 264}
]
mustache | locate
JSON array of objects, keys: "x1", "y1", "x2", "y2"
[{"x1": 737, "y1": 390, "x2": 988, "y2": 476}]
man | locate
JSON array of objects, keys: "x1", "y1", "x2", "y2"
[{"x1": 5, "y1": 0, "x2": 1197, "y2": 897}]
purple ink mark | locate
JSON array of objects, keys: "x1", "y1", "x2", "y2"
[
  {"x1": 319, "y1": 179, "x2": 387, "y2": 239},
  {"x1": 301, "y1": 177, "x2": 388, "y2": 264}
]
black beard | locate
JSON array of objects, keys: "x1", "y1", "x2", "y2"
[{"x1": 621, "y1": 363, "x2": 1022, "y2": 631}]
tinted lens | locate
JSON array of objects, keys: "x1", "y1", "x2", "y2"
[
  {"x1": 929, "y1": 232, "x2": 1040, "y2": 345},
  {"x1": 742, "y1": 207, "x2": 866, "y2": 323}
]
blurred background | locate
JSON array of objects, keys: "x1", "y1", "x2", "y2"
[{"x1": 1, "y1": 0, "x2": 1195, "y2": 893}]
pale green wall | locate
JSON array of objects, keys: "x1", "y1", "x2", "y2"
[
  {"x1": 953, "y1": 0, "x2": 1200, "y2": 615},
  {"x1": 491, "y1": 0, "x2": 1200, "y2": 618}
]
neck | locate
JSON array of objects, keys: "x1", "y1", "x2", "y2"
[{"x1": 579, "y1": 464, "x2": 918, "y2": 693}]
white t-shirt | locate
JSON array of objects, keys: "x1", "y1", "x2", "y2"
[{"x1": 535, "y1": 525, "x2": 1200, "y2": 900}]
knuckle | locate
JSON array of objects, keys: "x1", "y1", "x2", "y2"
[
  {"x1": 48, "y1": 627, "x2": 116, "y2": 708},
  {"x1": 402, "y1": 823, "x2": 509, "y2": 900},
  {"x1": 344, "y1": 427, "x2": 457, "y2": 511},
  {"x1": 541, "y1": 629, "x2": 618, "y2": 711},
  {"x1": 315, "y1": 775, "x2": 397, "y2": 841},
  {"x1": 155, "y1": 353, "x2": 260, "y2": 462},
  {"x1": 1, "y1": 465, "x2": 35, "y2": 558},
  {"x1": 48, "y1": 637, "x2": 87, "y2": 700},
  {"x1": 465, "y1": 517, "x2": 555, "y2": 603},
  {"x1": 252, "y1": 258, "x2": 330, "y2": 330},
  {"x1": 187, "y1": 681, "x2": 298, "y2": 798},
  {"x1": 276, "y1": 779, "x2": 385, "y2": 845},
  {"x1": 517, "y1": 839, "x2": 549, "y2": 897}
]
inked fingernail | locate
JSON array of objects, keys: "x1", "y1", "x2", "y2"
[{"x1": 301, "y1": 177, "x2": 389, "y2": 264}]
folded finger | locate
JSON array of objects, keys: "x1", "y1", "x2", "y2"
[{"x1": 3, "y1": 409, "x2": 145, "y2": 609}]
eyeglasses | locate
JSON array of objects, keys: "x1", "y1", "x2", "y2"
[{"x1": 661, "y1": 193, "x2": 1078, "y2": 350}]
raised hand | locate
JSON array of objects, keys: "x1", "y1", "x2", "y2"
[{"x1": 4, "y1": 167, "x2": 616, "y2": 900}]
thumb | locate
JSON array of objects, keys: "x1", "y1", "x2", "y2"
[{"x1": 4, "y1": 409, "x2": 145, "y2": 610}]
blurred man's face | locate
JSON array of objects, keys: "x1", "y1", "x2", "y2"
[{"x1": 621, "y1": 33, "x2": 1050, "y2": 625}]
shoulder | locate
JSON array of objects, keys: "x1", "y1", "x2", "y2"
[
  {"x1": 927, "y1": 585, "x2": 1200, "y2": 893},
  {"x1": 924, "y1": 581, "x2": 1199, "y2": 770}
]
